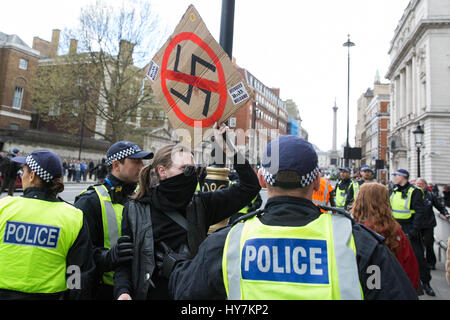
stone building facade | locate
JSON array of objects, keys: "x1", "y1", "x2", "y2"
[{"x1": 386, "y1": 0, "x2": 450, "y2": 184}]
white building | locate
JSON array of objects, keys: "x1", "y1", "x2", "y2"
[{"x1": 386, "y1": 0, "x2": 450, "y2": 184}]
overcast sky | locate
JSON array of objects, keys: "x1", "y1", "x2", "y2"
[{"x1": 0, "y1": 0, "x2": 411, "y2": 151}]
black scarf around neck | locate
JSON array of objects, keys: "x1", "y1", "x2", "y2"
[{"x1": 151, "y1": 171, "x2": 198, "y2": 213}]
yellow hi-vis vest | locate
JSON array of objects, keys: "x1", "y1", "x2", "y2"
[
  {"x1": 335, "y1": 181, "x2": 352, "y2": 209},
  {"x1": 352, "y1": 180, "x2": 360, "y2": 199},
  {"x1": 222, "y1": 212, "x2": 363, "y2": 300},
  {"x1": 390, "y1": 186, "x2": 422, "y2": 220},
  {"x1": 0, "y1": 196, "x2": 83, "y2": 294},
  {"x1": 91, "y1": 185, "x2": 123, "y2": 285}
]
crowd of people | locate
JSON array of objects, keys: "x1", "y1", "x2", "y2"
[
  {"x1": 0, "y1": 129, "x2": 449, "y2": 300},
  {"x1": 62, "y1": 159, "x2": 108, "y2": 183}
]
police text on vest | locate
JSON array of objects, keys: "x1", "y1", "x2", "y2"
[
  {"x1": 241, "y1": 238, "x2": 329, "y2": 284},
  {"x1": 3, "y1": 221, "x2": 60, "y2": 249}
]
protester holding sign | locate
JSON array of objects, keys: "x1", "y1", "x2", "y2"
[{"x1": 114, "y1": 123, "x2": 260, "y2": 300}]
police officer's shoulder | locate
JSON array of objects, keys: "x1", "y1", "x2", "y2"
[
  {"x1": 354, "y1": 222, "x2": 385, "y2": 244},
  {"x1": 75, "y1": 183, "x2": 103, "y2": 199},
  {"x1": 320, "y1": 205, "x2": 354, "y2": 222},
  {"x1": 57, "y1": 196, "x2": 77, "y2": 207},
  {"x1": 230, "y1": 209, "x2": 264, "y2": 227},
  {"x1": 322, "y1": 205, "x2": 385, "y2": 244}
]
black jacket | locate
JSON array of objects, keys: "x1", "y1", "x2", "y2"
[
  {"x1": 0, "y1": 153, "x2": 20, "y2": 180},
  {"x1": 0, "y1": 188, "x2": 96, "y2": 300},
  {"x1": 113, "y1": 157, "x2": 260, "y2": 300},
  {"x1": 169, "y1": 196, "x2": 418, "y2": 300},
  {"x1": 73, "y1": 174, "x2": 136, "y2": 284},
  {"x1": 421, "y1": 189, "x2": 448, "y2": 229}
]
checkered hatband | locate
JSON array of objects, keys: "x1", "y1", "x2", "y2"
[
  {"x1": 26, "y1": 155, "x2": 53, "y2": 183},
  {"x1": 262, "y1": 166, "x2": 320, "y2": 188},
  {"x1": 106, "y1": 147, "x2": 136, "y2": 166}
]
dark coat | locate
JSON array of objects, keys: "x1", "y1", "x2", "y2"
[
  {"x1": 169, "y1": 196, "x2": 418, "y2": 300},
  {"x1": 113, "y1": 158, "x2": 260, "y2": 300},
  {"x1": 421, "y1": 189, "x2": 449, "y2": 229}
]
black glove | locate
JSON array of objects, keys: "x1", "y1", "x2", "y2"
[
  {"x1": 155, "y1": 242, "x2": 190, "y2": 279},
  {"x1": 104, "y1": 235, "x2": 133, "y2": 271}
]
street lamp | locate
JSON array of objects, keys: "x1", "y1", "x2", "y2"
[
  {"x1": 343, "y1": 34, "x2": 355, "y2": 167},
  {"x1": 412, "y1": 124, "x2": 424, "y2": 177}
]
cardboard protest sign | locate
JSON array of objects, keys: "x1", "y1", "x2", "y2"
[{"x1": 147, "y1": 5, "x2": 252, "y2": 149}]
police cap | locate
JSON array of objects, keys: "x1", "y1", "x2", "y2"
[
  {"x1": 106, "y1": 141, "x2": 153, "y2": 166},
  {"x1": 12, "y1": 150, "x2": 63, "y2": 183},
  {"x1": 261, "y1": 135, "x2": 320, "y2": 188}
]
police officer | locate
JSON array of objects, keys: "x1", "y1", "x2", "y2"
[
  {"x1": 0, "y1": 150, "x2": 95, "y2": 299},
  {"x1": 390, "y1": 170, "x2": 435, "y2": 296},
  {"x1": 312, "y1": 176, "x2": 335, "y2": 212},
  {"x1": 0, "y1": 148, "x2": 20, "y2": 196},
  {"x1": 333, "y1": 167, "x2": 354, "y2": 210},
  {"x1": 74, "y1": 141, "x2": 153, "y2": 299},
  {"x1": 416, "y1": 178, "x2": 449, "y2": 270},
  {"x1": 352, "y1": 165, "x2": 375, "y2": 199},
  {"x1": 164, "y1": 136, "x2": 417, "y2": 300}
]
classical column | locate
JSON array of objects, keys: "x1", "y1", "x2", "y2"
[
  {"x1": 332, "y1": 100, "x2": 338, "y2": 152},
  {"x1": 400, "y1": 68, "x2": 406, "y2": 119},
  {"x1": 405, "y1": 61, "x2": 412, "y2": 117}
]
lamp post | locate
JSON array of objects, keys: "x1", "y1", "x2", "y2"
[
  {"x1": 205, "y1": 0, "x2": 236, "y2": 234},
  {"x1": 343, "y1": 35, "x2": 355, "y2": 167},
  {"x1": 412, "y1": 124, "x2": 424, "y2": 178}
]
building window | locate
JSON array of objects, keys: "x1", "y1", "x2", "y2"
[
  {"x1": 12, "y1": 86, "x2": 24, "y2": 109},
  {"x1": 72, "y1": 100, "x2": 80, "y2": 116},
  {"x1": 49, "y1": 101, "x2": 61, "y2": 116},
  {"x1": 10, "y1": 123, "x2": 19, "y2": 130},
  {"x1": 19, "y1": 58, "x2": 28, "y2": 70},
  {"x1": 147, "y1": 110, "x2": 153, "y2": 120}
]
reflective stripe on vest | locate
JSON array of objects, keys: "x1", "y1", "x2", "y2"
[
  {"x1": 222, "y1": 213, "x2": 362, "y2": 300},
  {"x1": 352, "y1": 180, "x2": 360, "y2": 199},
  {"x1": 92, "y1": 185, "x2": 123, "y2": 285},
  {"x1": 390, "y1": 187, "x2": 416, "y2": 220},
  {"x1": 0, "y1": 196, "x2": 83, "y2": 294}
]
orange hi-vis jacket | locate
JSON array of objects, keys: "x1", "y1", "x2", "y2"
[{"x1": 313, "y1": 178, "x2": 333, "y2": 213}]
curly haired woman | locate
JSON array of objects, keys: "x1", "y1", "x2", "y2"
[{"x1": 351, "y1": 182, "x2": 419, "y2": 290}]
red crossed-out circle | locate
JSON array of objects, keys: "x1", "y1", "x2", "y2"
[{"x1": 161, "y1": 32, "x2": 227, "y2": 128}]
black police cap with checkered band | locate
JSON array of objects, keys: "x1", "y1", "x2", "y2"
[
  {"x1": 12, "y1": 150, "x2": 63, "y2": 183},
  {"x1": 106, "y1": 141, "x2": 154, "y2": 166},
  {"x1": 261, "y1": 135, "x2": 320, "y2": 189}
]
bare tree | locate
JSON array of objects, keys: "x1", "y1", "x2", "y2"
[{"x1": 33, "y1": 0, "x2": 164, "y2": 142}]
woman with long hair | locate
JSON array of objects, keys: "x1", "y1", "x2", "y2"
[
  {"x1": 351, "y1": 182, "x2": 419, "y2": 290},
  {"x1": 114, "y1": 124, "x2": 261, "y2": 300}
]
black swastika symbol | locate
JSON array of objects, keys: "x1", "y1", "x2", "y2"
[{"x1": 170, "y1": 45, "x2": 217, "y2": 117}]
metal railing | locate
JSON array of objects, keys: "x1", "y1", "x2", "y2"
[{"x1": 434, "y1": 209, "x2": 449, "y2": 263}]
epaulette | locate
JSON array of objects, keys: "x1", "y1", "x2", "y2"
[
  {"x1": 74, "y1": 184, "x2": 102, "y2": 201},
  {"x1": 231, "y1": 209, "x2": 265, "y2": 227},
  {"x1": 57, "y1": 196, "x2": 76, "y2": 207},
  {"x1": 318, "y1": 205, "x2": 355, "y2": 223}
]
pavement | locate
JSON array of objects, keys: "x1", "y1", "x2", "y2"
[{"x1": 420, "y1": 260, "x2": 450, "y2": 300}]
